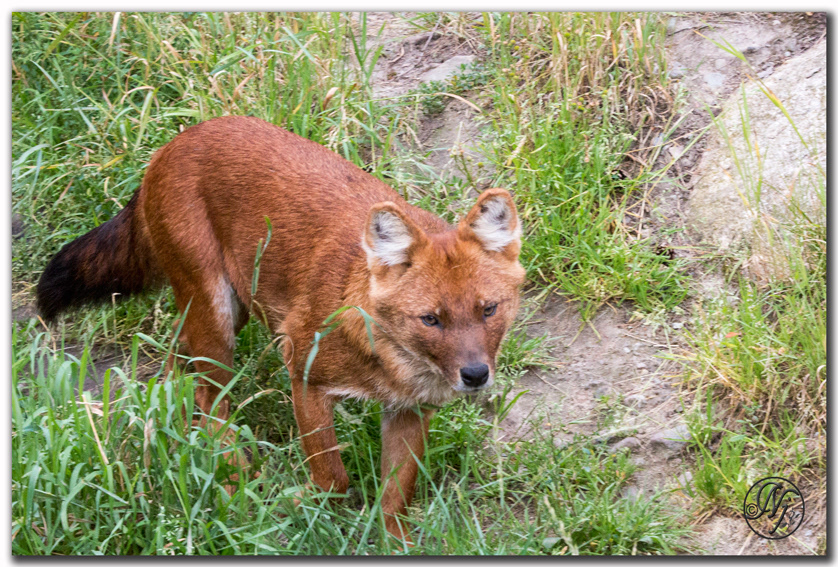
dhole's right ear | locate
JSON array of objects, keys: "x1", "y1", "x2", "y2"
[{"x1": 362, "y1": 202, "x2": 427, "y2": 269}]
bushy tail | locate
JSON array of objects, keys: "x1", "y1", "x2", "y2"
[{"x1": 36, "y1": 192, "x2": 161, "y2": 322}]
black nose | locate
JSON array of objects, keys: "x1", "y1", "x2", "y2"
[{"x1": 460, "y1": 364, "x2": 490, "y2": 388}]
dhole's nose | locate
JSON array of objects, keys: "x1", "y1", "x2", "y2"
[{"x1": 460, "y1": 364, "x2": 490, "y2": 388}]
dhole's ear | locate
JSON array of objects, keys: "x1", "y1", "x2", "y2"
[
  {"x1": 459, "y1": 189, "x2": 522, "y2": 257},
  {"x1": 362, "y1": 202, "x2": 426, "y2": 268}
]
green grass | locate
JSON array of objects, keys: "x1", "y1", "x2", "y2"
[
  {"x1": 474, "y1": 12, "x2": 689, "y2": 319},
  {"x1": 12, "y1": 11, "x2": 695, "y2": 555},
  {"x1": 12, "y1": 318, "x2": 689, "y2": 555},
  {"x1": 675, "y1": 44, "x2": 826, "y2": 518}
]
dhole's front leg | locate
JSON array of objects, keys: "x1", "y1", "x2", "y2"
[
  {"x1": 291, "y1": 379, "x2": 350, "y2": 496},
  {"x1": 380, "y1": 407, "x2": 434, "y2": 544}
]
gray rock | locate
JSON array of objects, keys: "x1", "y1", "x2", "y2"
[
  {"x1": 703, "y1": 72, "x2": 726, "y2": 89},
  {"x1": 622, "y1": 485, "x2": 642, "y2": 501},
  {"x1": 672, "y1": 322, "x2": 683, "y2": 329},
  {"x1": 419, "y1": 55, "x2": 476, "y2": 83},
  {"x1": 611, "y1": 436, "x2": 641, "y2": 453},
  {"x1": 543, "y1": 537, "x2": 561, "y2": 550},
  {"x1": 649, "y1": 424, "x2": 692, "y2": 451},
  {"x1": 687, "y1": 39, "x2": 826, "y2": 282},
  {"x1": 11, "y1": 213, "x2": 24, "y2": 239},
  {"x1": 624, "y1": 394, "x2": 647, "y2": 407},
  {"x1": 594, "y1": 386, "x2": 611, "y2": 398},
  {"x1": 668, "y1": 60, "x2": 686, "y2": 79}
]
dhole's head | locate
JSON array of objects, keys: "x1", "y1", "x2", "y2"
[{"x1": 362, "y1": 189, "x2": 526, "y2": 400}]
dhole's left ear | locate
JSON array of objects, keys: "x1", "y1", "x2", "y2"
[{"x1": 459, "y1": 189, "x2": 522, "y2": 257}]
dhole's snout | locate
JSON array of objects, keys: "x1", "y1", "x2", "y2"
[
  {"x1": 459, "y1": 363, "x2": 491, "y2": 389},
  {"x1": 454, "y1": 363, "x2": 494, "y2": 393}
]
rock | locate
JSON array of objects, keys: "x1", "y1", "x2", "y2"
[
  {"x1": 611, "y1": 436, "x2": 641, "y2": 453},
  {"x1": 622, "y1": 347, "x2": 631, "y2": 354},
  {"x1": 677, "y1": 471, "x2": 693, "y2": 488},
  {"x1": 12, "y1": 213, "x2": 24, "y2": 239},
  {"x1": 622, "y1": 485, "x2": 642, "y2": 501},
  {"x1": 624, "y1": 394, "x2": 646, "y2": 407},
  {"x1": 687, "y1": 39, "x2": 826, "y2": 281},
  {"x1": 703, "y1": 72, "x2": 725, "y2": 89},
  {"x1": 668, "y1": 60, "x2": 686, "y2": 79},
  {"x1": 542, "y1": 537, "x2": 561, "y2": 550},
  {"x1": 672, "y1": 322, "x2": 683, "y2": 329},
  {"x1": 649, "y1": 424, "x2": 692, "y2": 451},
  {"x1": 636, "y1": 362, "x2": 647, "y2": 369},
  {"x1": 593, "y1": 386, "x2": 610, "y2": 398},
  {"x1": 419, "y1": 55, "x2": 476, "y2": 83}
]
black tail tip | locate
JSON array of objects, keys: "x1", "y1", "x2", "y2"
[{"x1": 36, "y1": 262, "x2": 71, "y2": 323}]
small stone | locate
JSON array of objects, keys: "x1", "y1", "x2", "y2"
[
  {"x1": 543, "y1": 537, "x2": 561, "y2": 550},
  {"x1": 11, "y1": 213, "x2": 24, "y2": 239},
  {"x1": 624, "y1": 394, "x2": 646, "y2": 407},
  {"x1": 623, "y1": 485, "x2": 642, "y2": 501},
  {"x1": 714, "y1": 58, "x2": 727, "y2": 69},
  {"x1": 703, "y1": 72, "x2": 725, "y2": 89},
  {"x1": 668, "y1": 61, "x2": 686, "y2": 79},
  {"x1": 744, "y1": 46, "x2": 758, "y2": 54},
  {"x1": 594, "y1": 386, "x2": 610, "y2": 398},
  {"x1": 623, "y1": 347, "x2": 631, "y2": 354},
  {"x1": 677, "y1": 471, "x2": 693, "y2": 487},
  {"x1": 636, "y1": 362, "x2": 647, "y2": 369},
  {"x1": 650, "y1": 424, "x2": 691, "y2": 451},
  {"x1": 773, "y1": 19, "x2": 781, "y2": 25},
  {"x1": 611, "y1": 436, "x2": 641, "y2": 453},
  {"x1": 758, "y1": 68, "x2": 773, "y2": 79},
  {"x1": 784, "y1": 51, "x2": 791, "y2": 57},
  {"x1": 419, "y1": 55, "x2": 476, "y2": 83},
  {"x1": 672, "y1": 322, "x2": 683, "y2": 329}
]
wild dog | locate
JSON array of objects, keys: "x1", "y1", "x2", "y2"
[{"x1": 37, "y1": 116, "x2": 526, "y2": 543}]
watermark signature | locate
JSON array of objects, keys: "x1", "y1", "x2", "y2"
[{"x1": 743, "y1": 477, "x2": 805, "y2": 539}]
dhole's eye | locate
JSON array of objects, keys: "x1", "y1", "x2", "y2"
[
  {"x1": 483, "y1": 304, "x2": 498, "y2": 318},
  {"x1": 420, "y1": 314, "x2": 439, "y2": 327}
]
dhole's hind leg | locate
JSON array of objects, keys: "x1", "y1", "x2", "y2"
[
  {"x1": 168, "y1": 273, "x2": 259, "y2": 491},
  {"x1": 168, "y1": 273, "x2": 245, "y2": 422}
]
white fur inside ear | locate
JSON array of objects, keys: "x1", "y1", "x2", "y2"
[
  {"x1": 471, "y1": 197, "x2": 520, "y2": 252},
  {"x1": 363, "y1": 210, "x2": 414, "y2": 267}
]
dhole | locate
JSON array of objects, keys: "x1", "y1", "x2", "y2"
[{"x1": 37, "y1": 116, "x2": 525, "y2": 543}]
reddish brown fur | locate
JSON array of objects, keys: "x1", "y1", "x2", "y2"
[{"x1": 39, "y1": 116, "x2": 525, "y2": 543}]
